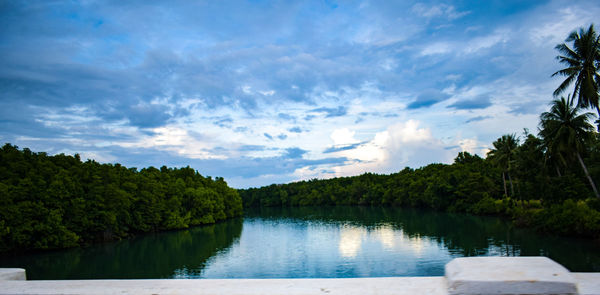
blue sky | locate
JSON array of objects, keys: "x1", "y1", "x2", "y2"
[{"x1": 1, "y1": 0, "x2": 599, "y2": 188}]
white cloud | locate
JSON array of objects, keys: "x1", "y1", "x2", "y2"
[
  {"x1": 330, "y1": 128, "x2": 359, "y2": 145},
  {"x1": 306, "y1": 118, "x2": 493, "y2": 181},
  {"x1": 420, "y1": 42, "x2": 452, "y2": 56},
  {"x1": 457, "y1": 138, "x2": 478, "y2": 154},
  {"x1": 321, "y1": 120, "x2": 445, "y2": 177},
  {"x1": 412, "y1": 3, "x2": 470, "y2": 20},
  {"x1": 528, "y1": 6, "x2": 592, "y2": 47},
  {"x1": 445, "y1": 74, "x2": 461, "y2": 81},
  {"x1": 464, "y1": 31, "x2": 509, "y2": 54},
  {"x1": 241, "y1": 85, "x2": 252, "y2": 94},
  {"x1": 117, "y1": 126, "x2": 227, "y2": 160},
  {"x1": 379, "y1": 58, "x2": 397, "y2": 71},
  {"x1": 78, "y1": 151, "x2": 117, "y2": 163},
  {"x1": 419, "y1": 29, "x2": 508, "y2": 57},
  {"x1": 352, "y1": 25, "x2": 412, "y2": 46},
  {"x1": 259, "y1": 90, "x2": 275, "y2": 96},
  {"x1": 387, "y1": 120, "x2": 433, "y2": 143}
]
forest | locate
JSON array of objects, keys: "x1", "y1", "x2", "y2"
[
  {"x1": 0, "y1": 144, "x2": 243, "y2": 252},
  {"x1": 240, "y1": 98, "x2": 600, "y2": 239},
  {"x1": 240, "y1": 134, "x2": 600, "y2": 239}
]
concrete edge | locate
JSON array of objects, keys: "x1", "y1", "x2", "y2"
[{"x1": 0, "y1": 268, "x2": 26, "y2": 281}]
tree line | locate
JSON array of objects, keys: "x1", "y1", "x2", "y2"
[
  {"x1": 240, "y1": 24, "x2": 600, "y2": 239},
  {"x1": 0, "y1": 144, "x2": 243, "y2": 252},
  {"x1": 239, "y1": 131, "x2": 600, "y2": 238}
]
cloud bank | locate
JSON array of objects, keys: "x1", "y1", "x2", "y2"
[{"x1": 1, "y1": 0, "x2": 598, "y2": 187}]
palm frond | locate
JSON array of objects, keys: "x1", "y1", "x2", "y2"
[
  {"x1": 553, "y1": 24, "x2": 600, "y2": 109},
  {"x1": 552, "y1": 66, "x2": 580, "y2": 77},
  {"x1": 555, "y1": 56, "x2": 582, "y2": 67},
  {"x1": 555, "y1": 43, "x2": 580, "y2": 60},
  {"x1": 552, "y1": 74, "x2": 576, "y2": 96},
  {"x1": 539, "y1": 96, "x2": 594, "y2": 160}
]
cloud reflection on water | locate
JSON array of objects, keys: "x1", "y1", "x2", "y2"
[
  {"x1": 338, "y1": 225, "x2": 366, "y2": 258},
  {"x1": 338, "y1": 224, "x2": 430, "y2": 259}
]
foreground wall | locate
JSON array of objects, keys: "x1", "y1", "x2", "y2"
[{"x1": 1, "y1": 257, "x2": 599, "y2": 295}]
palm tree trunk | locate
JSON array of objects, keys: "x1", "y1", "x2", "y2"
[
  {"x1": 502, "y1": 172, "x2": 508, "y2": 197},
  {"x1": 508, "y1": 172, "x2": 515, "y2": 198},
  {"x1": 576, "y1": 152, "x2": 600, "y2": 199}
]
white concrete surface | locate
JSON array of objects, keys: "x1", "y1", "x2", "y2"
[
  {"x1": 1, "y1": 275, "x2": 598, "y2": 295},
  {"x1": 445, "y1": 257, "x2": 578, "y2": 295},
  {"x1": 573, "y1": 273, "x2": 600, "y2": 295},
  {"x1": 0, "y1": 268, "x2": 26, "y2": 281},
  {"x1": 1, "y1": 257, "x2": 598, "y2": 295},
  {"x1": 0, "y1": 277, "x2": 447, "y2": 295}
]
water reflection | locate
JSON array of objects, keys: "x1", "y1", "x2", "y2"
[
  {"x1": 375, "y1": 226, "x2": 395, "y2": 249},
  {"x1": 0, "y1": 218, "x2": 243, "y2": 279},
  {"x1": 338, "y1": 225, "x2": 432, "y2": 259},
  {"x1": 231, "y1": 206, "x2": 600, "y2": 276},
  {"x1": 339, "y1": 226, "x2": 365, "y2": 258},
  {"x1": 1, "y1": 206, "x2": 598, "y2": 279}
]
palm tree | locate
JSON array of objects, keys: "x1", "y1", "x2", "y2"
[
  {"x1": 539, "y1": 96, "x2": 599, "y2": 199},
  {"x1": 487, "y1": 134, "x2": 519, "y2": 198},
  {"x1": 552, "y1": 24, "x2": 600, "y2": 129}
]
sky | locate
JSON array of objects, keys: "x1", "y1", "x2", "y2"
[{"x1": 1, "y1": 0, "x2": 599, "y2": 188}]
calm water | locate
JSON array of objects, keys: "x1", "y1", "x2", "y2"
[{"x1": 1, "y1": 206, "x2": 599, "y2": 279}]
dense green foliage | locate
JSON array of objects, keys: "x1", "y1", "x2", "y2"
[
  {"x1": 240, "y1": 133, "x2": 600, "y2": 238},
  {"x1": 539, "y1": 96, "x2": 599, "y2": 198},
  {"x1": 0, "y1": 144, "x2": 243, "y2": 252}
]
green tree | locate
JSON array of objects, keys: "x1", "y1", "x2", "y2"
[
  {"x1": 0, "y1": 144, "x2": 243, "y2": 252},
  {"x1": 514, "y1": 131, "x2": 545, "y2": 199},
  {"x1": 487, "y1": 134, "x2": 519, "y2": 198},
  {"x1": 552, "y1": 24, "x2": 600, "y2": 128},
  {"x1": 539, "y1": 96, "x2": 599, "y2": 198}
]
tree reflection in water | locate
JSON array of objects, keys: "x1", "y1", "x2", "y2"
[
  {"x1": 0, "y1": 218, "x2": 243, "y2": 279},
  {"x1": 2, "y1": 206, "x2": 598, "y2": 279}
]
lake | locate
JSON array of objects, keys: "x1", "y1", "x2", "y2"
[{"x1": 1, "y1": 206, "x2": 598, "y2": 279}]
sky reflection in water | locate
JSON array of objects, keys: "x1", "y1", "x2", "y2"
[
  {"x1": 176, "y1": 209, "x2": 493, "y2": 278},
  {"x1": 3, "y1": 206, "x2": 598, "y2": 280},
  {"x1": 190, "y1": 220, "x2": 446, "y2": 278},
  {"x1": 173, "y1": 206, "x2": 599, "y2": 278}
]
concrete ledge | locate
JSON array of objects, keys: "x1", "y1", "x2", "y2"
[
  {"x1": 1, "y1": 275, "x2": 599, "y2": 295},
  {"x1": 0, "y1": 268, "x2": 26, "y2": 281},
  {"x1": 1, "y1": 258, "x2": 599, "y2": 295},
  {"x1": 0, "y1": 277, "x2": 447, "y2": 295},
  {"x1": 573, "y1": 273, "x2": 600, "y2": 295},
  {"x1": 445, "y1": 257, "x2": 578, "y2": 295}
]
